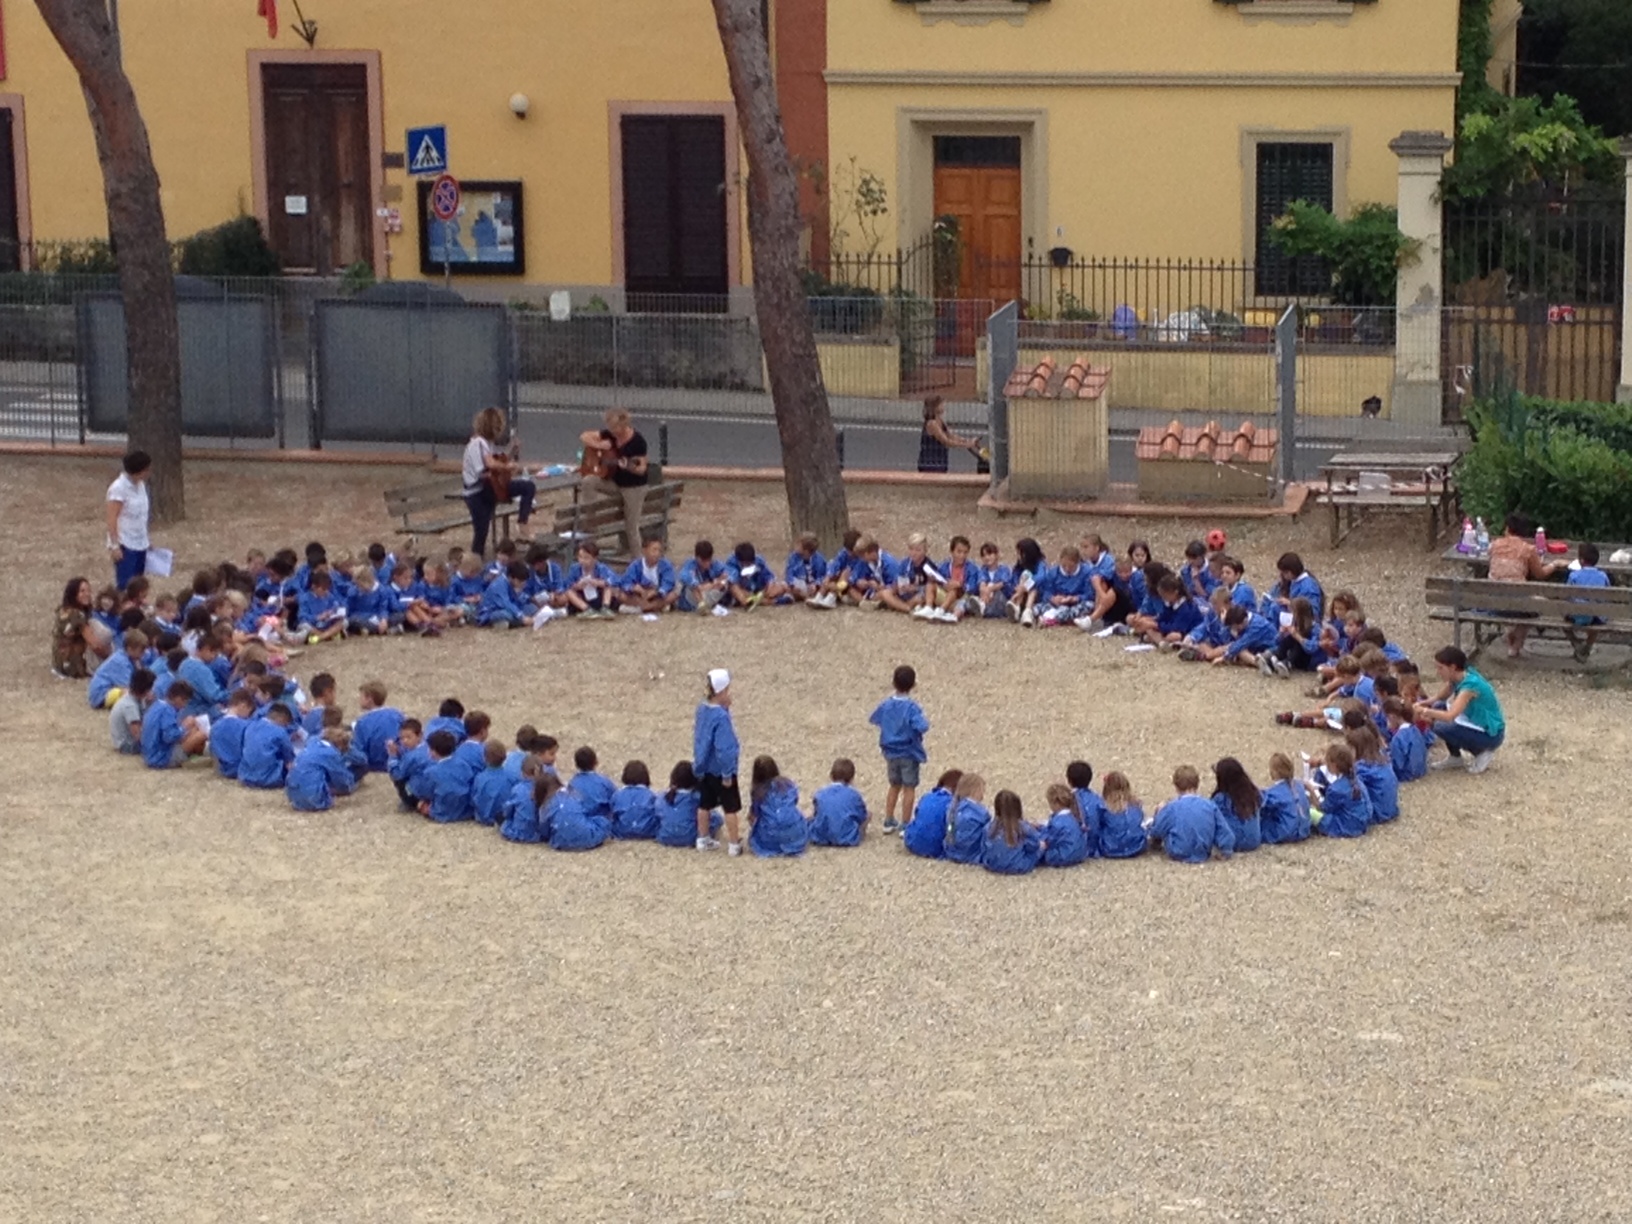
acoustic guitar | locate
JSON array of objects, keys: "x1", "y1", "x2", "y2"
[
  {"x1": 487, "y1": 441, "x2": 522, "y2": 500},
  {"x1": 579, "y1": 439, "x2": 618, "y2": 480}
]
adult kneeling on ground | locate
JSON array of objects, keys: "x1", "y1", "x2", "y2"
[
  {"x1": 1418, "y1": 646, "x2": 1505, "y2": 775},
  {"x1": 578, "y1": 408, "x2": 650, "y2": 555}
]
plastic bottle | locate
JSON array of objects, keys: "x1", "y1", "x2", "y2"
[
  {"x1": 1474, "y1": 517, "x2": 1490, "y2": 555},
  {"x1": 1535, "y1": 525, "x2": 1548, "y2": 556},
  {"x1": 1457, "y1": 517, "x2": 1476, "y2": 554}
]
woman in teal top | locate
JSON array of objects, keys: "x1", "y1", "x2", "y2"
[{"x1": 1418, "y1": 646, "x2": 1505, "y2": 775}]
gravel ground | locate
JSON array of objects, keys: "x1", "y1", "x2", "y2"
[{"x1": 3, "y1": 455, "x2": 1631, "y2": 1222}]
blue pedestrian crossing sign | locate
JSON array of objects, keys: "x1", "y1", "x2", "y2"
[{"x1": 406, "y1": 125, "x2": 449, "y2": 177}]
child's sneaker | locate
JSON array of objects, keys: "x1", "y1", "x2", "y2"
[
  {"x1": 1020, "y1": 607, "x2": 1035, "y2": 627},
  {"x1": 1271, "y1": 658, "x2": 1291, "y2": 679},
  {"x1": 1005, "y1": 599, "x2": 1022, "y2": 622},
  {"x1": 1274, "y1": 711, "x2": 1294, "y2": 725},
  {"x1": 1468, "y1": 749, "x2": 1496, "y2": 775},
  {"x1": 1177, "y1": 646, "x2": 1200, "y2": 662},
  {"x1": 934, "y1": 608, "x2": 959, "y2": 623},
  {"x1": 744, "y1": 593, "x2": 764, "y2": 611},
  {"x1": 727, "y1": 841, "x2": 743, "y2": 857},
  {"x1": 912, "y1": 605, "x2": 937, "y2": 621},
  {"x1": 1257, "y1": 654, "x2": 1275, "y2": 678},
  {"x1": 1072, "y1": 615, "x2": 1095, "y2": 631},
  {"x1": 696, "y1": 836, "x2": 720, "y2": 851},
  {"x1": 882, "y1": 817, "x2": 900, "y2": 834}
]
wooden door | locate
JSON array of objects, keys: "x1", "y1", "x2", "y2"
[
  {"x1": 0, "y1": 108, "x2": 18, "y2": 273},
  {"x1": 262, "y1": 64, "x2": 372, "y2": 274},
  {"x1": 621, "y1": 115, "x2": 729, "y2": 308},
  {"x1": 934, "y1": 166, "x2": 1022, "y2": 303}
]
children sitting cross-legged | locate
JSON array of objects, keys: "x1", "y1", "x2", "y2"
[
  {"x1": 549, "y1": 773, "x2": 611, "y2": 851},
  {"x1": 1124, "y1": 563, "x2": 1173, "y2": 641},
  {"x1": 922, "y1": 535, "x2": 976, "y2": 621},
  {"x1": 726, "y1": 541, "x2": 786, "y2": 610},
  {"x1": 972, "y1": 542, "x2": 1014, "y2": 620},
  {"x1": 240, "y1": 702, "x2": 297, "y2": 789},
  {"x1": 1141, "y1": 574, "x2": 1204, "y2": 648},
  {"x1": 1034, "y1": 545, "x2": 1093, "y2": 628},
  {"x1": 210, "y1": 688, "x2": 257, "y2": 779},
  {"x1": 352, "y1": 681, "x2": 404, "y2": 774},
  {"x1": 1096, "y1": 770, "x2": 1148, "y2": 858},
  {"x1": 109, "y1": 667, "x2": 156, "y2": 756},
  {"x1": 783, "y1": 533, "x2": 828, "y2": 604},
  {"x1": 943, "y1": 773, "x2": 992, "y2": 865},
  {"x1": 679, "y1": 540, "x2": 730, "y2": 613},
  {"x1": 499, "y1": 766, "x2": 551, "y2": 844},
  {"x1": 141, "y1": 679, "x2": 211, "y2": 770},
  {"x1": 471, "y1": 739, "x2": 514, "y2": 826},
  {"x1": 1347, "y1": 723, "x2": 1400, "y2": 823},
  {"x1": 1383, "y1": 698, "x2": 1428, "y2": 783},
  {"x1": 1040, "y1": 783, "x2": 1090, "y2": 867},
  {"x1": 1150, "y1": 764, "x2": 1235, "y2": 863},
  {"x1": 880, "y1": 532, "x2": 933, "y2": 616},
  {"x1": 747, "y1": 755, "x2": 807, "y2": 858},
  {"x1": 655, "y1": 760, "x2": 714, "y2": 848},
  {"x1": 345, "y1": 565, "x2": 393, "y2": 637},
  {"x1": 837, "y1": 535, "x2": 895, "y2": 609},
  {"x1": 1179, "y1": 588, "x2": 1235, "y2": 663},
  {"x1": 1259, "y1": 753, "x2": 1313, "y2": 845},
  {"x1": 902, "y1": 768, "x2": 963, "y2": 860},
  {"x1": 416, "y1": 729, "x2": 474, "y2": 823},
  {"x1": 565, "y1": 543, "x2": 619, "y2": 618},
  {"x1": 568, "y1": 746, "x2": 616, "y2": 822},
  {"x1": 980, "y1": 789, "x2": 1045, "y2": 875},
  {"x1": 1313, "y1": 742, "x2": 1373, "y2": 838},
  {"x1": 1006, "y1": 538, "x2": 1048, "y2": 626},
  {"x1": 287, "y1": 727, "x2": 360, "y2": 812},
  {"x1": 1211, "y1": 605, "x2": 1279, "y2": 672},
  {"x1": 476, "y1": 561, "x2": 531, "y2": 629},
  {"x1": 294, "y1": 570, "x2": 348, "y2": 644},
  {"x1": 386, "y1": 719, "x2": 429, "y2": 810},
  {"x1": 809, "y1": 758, "x2": 869, "y2": 847},
  {"x1": 618, "y1": 538, "x2": 680, "y2": 615},
  {"x1": 611, "y1": 760, "x2": 660, "y2": 839},
  {"x1": 808, "y1": 528, "x2": 863, "y2": 610},
  {"x1": 1211, "y1": 757, "x2": 1263, "y2": 852}
]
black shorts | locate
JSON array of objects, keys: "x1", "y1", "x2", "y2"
[{"x1": 699, "y1": 774, "x2": 742, "y2": 814}]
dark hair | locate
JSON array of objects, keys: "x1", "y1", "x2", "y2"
[
  {"x1": 128, "y1": 667, "x2": 156, "y2": 697},
  {"x1": 427, "y1": 729, "x2": 458, "y2": 757},
  {"x1": 304, "y1": 541, "x2": 327, "y2": 564},
  {"x1": 1065, "y1": 759, "x2": 1094, "y2": 789},
  {"x1": 1374, "y1": 675, "x2": 1399, "y2": 698},
  {"x1": 154, "y1": 630, "x2": 181, "y2": 653},
  {"x1": 991, "y1": 789, "x2": 1025, "y2": 846},
  {"x1": 1289, "y1": 595, "x2": 1316, "y2": 639},
  {"x1": 1127, "y1": 539, "x2": 1152, "y2": 564},
  {"x1": 165, "y1": 647, "x2": 188, "y2": 672},
  {"x1": 1156, "y1": 574, "x2": 1183, "y2": 597},
  {"x1": 320, "y1": 706, "x2": 344, "y2": 730},
  {"x1": 506, "y1": 561, "x2": 529, "y2": 582},
  {"x1": 1218, "y1": 554, "x2": 1244, "y2": 575},
  {"x1": 400, "y1": 717, "x2": 423, "y2": 736},
  {"x1": 1014, "y1": 538, "x2": 1045, "y2": 574},
  {"x1": 526, "y1": 543, "x2": 553, "y2": 566},
  {"x1": 532, "y1": 772, "x2": 564, "y2": 808},
  {"x1": 620, "y1": 759, "x2": 650, "y2": 787},
  {"x1": 308, "y1": 570, "x2": 332, "y2": 591},
  {"x1": 1325, "y1": 742, "x2": 1357, "y2": 778},
  {"x1": 892, "y1": 664, "x2": 917, "y2": 693},
  {"x1": 1504, "y1": 512, "x2": 1534, "y2": 538},
  {"x1": 1212, "y1": 757, "x2": 1261, "y2": 820},
  {"x1": 62, "y1": 578, "x2": 90, "y2": 610},
  {"x1": 666, "y1": 760, "x2": 698, "y2": 803},
  {"x1": 266, "y1": 702, "x2": 293, "y2": 723},
  {"x1": 182, "y1": 605, "x2": 212, "y2": 633},
  {"x1": 122, "y1": 450, "x2": 151, "y2": 475},
  {"x1": 922, "y1": 394, "x2": 944, "y2": 421},
  {"x1": 367, "y1": 543, "x2": 387, "y2": 565},
  {"x1": 1580, "y1": 542, "x2": 1601, "y2": 566},
  {"x1": 1224, "y1": 605, "x2": 1249, "y2": 628},
  {"x1": 228, "y1": 688, "x2": 256, "y2": 710},
  {"x1": 438, "y1": 698, "x2": 465, "y2": 719},
  {"x1": 1345, "y1": 723, "x2": 1387, "y2": 764},
  {"x1": 577, "y1": 540, "x2": 601, "y2": 559},
  {"x1": 830, "y1": 758, "x2": 856, "y2": 784},
  {"x1": 167, "y1": 679, "x2": 195, "y2": 703},
  {"x1": 310, "y1": 672, "x2": 336, "y2": 700},
  {"x1": 1434, "y1": 646, "x2": 1469, "y2": 671},
  {"x1": 118, "y1": 607, "x2": 146, "y2": 633},
  {"x1": 260, "y1": 675, "x2": 287, "y2": 700},
  {"x1": 574, "y1": 745, "x2": 598, "y2": 771},
  {"x1": 536, "y1": 734, "x2": 558, "y2": 754},
  {"x1": 841, "y1": 528, "x2": 862, "y2": 551},
  {"x1": 750, "y1": 754, "x2": 780, "y2": 803},
  {"x1": 464, "y1": 710, "x2": 491, "y2": 738},
  {"x1": 1184, "y1": 540, "x2": 1207, "y2": 561},
  {"x1": 950, "y1": 535, "x2": 970, "y2": 552},
  {"x1": 733, "y1": 541, "x2": 756, "y2": 565},
  {"x1": 483, "y1": 739, "x2": 507, "y2": 768},
  {"x1": 268, "y1": 556, "x2": 296, "y2": 580},
  {"x1": 934, "y1": 768, "x2": 964, "y2": 792},
  {"x1": 694, "y1": 540, "x2": 714, "y2": 561},
  {"x1": 1275, "y1": 552, "x2": 1305, "y2": 578},
  {"x1": 1382, "y1": 697, "x2": 1412, "y2": 721}
]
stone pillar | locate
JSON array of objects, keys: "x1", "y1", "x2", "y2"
[
  {"x1": 1619, "y1": 139, "x2": 1632, "y2": 404},
  {"x1": 1390, "y1": 131, "x2": 1453, "y2": 427}
]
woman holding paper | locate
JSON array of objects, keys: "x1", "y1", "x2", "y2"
[{"x1": 105, "y1": 451, "x2": 155, "y2": 590}]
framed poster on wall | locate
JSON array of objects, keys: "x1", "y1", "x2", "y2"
[{"x1": 417, "y1": 179, "x2": 525, "y2": 276}]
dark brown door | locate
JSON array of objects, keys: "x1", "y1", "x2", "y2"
[
  {"x1": 262, "y1": 64, "x2": 372, "y2": 274},
  {"x1": 0, "y1": 108, "x2": 20, "y2": 274},
  {"x1": 621, "y1": 115, "x2": 728, "y2": 307}
]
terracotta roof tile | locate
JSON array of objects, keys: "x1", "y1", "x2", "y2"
[
  {"x1": 1134, "y1": 420, "x2": 1278, "y2": 464},
  {"x1": 1003, "y1": 356, "x2": 1112, "y2": 401}
]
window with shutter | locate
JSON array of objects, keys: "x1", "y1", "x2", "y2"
[
  {"x1": 1254, "y1": 142, "x2": 1334, "y2": 297},
  {"x1": 620, "y1": 115, "x2": 728, "y2": 308}
]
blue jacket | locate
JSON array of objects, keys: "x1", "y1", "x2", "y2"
[
  {"x1": 446, "y1": 738, "x2": 489, "y2": 791},
  {"x1": 239, "y1": 719, "x2": 295, "y2": 788},
  {"x1": 1389, "y1": 724, "x2": 1428, "y2": 782},
  {"x1": 1260, "y1": 780, "x2": 1311, "y2": 844},
  {"x1": 1041, "y1": 811, "x2": 1090, "y2": 867},
  {"x1": 523, "y1": 561, "x2": 564, "y2": 605},
  {"x1": 387, "y1": 580, "x2": 421, "y2": 617},
  {"x1": 1187, "y1": 609, "x2": 1231, "y2": 648},
  {"x1": 981, "y1": 823, "x2": 1045, "y2": 875},
  {"x1": 1225, "y1": 580, "x2": 1258, "y2": 610},
  {"x1": 471, "y1": 765, "x2": 513, "y2": 826},
  {"x1": 1261, "y1": 573, "x2": 1324, "y2": 621},
  {"x1": 89, "y1": 651, "x2": 134, "y2": 709},
  {"x1": 845, "y1": 552, "x2": 899, "y2": 588},
  {"x1": 1156, "y1": 598, "x2": 1204, "y2": 639},
  {"x1": 1097, "y1": 802, "x2": 1148, "y2": 858},
  {"x1": 809, "y1": 782, "x2": 868, "y2": 847},
  {"x1": 418, "y1": 756, "x2": 475, "y2": 823},
  {"x1": 693, "y1": 703, "x2": 740, "y2": 779},
  {"x1": 1041, "y1": 563, "x2": 1092, "y2": 604},
  {"x1": 1317, "y1": 775, "x2": 1373, "y2": 838},
  {"x1": 1181, "y1": 562, "x2": 1220, "y2": 601},
  {"x1": 346, "y1": 583, "x2": 394, "y2": 627},
  {"x1": 352, "y1": 707, "x2": 404, "y2": 773},
  {"x1": 1213, "y1": 794, "x2": 1263, "y2": 852},
  {"x1": 869, "y1": 694, "x2": 929, "y2": 763},
  {"x1": 1128, "y1": 568, "x2": 1149, "y2": 608},
  {"x1": 903, "y1": 788, "x2": 955, "y2": 859},
  {"x1": 944, "y1": 798, "x2": 991, "y2": 865},
  {"x1": 140, "y1": 702, "x2": 185, "y2": 769},
  {"x1": 677, "y1": 557, "x2": 727, "y2": 596},
  {"x1": 1152, "y1": 794, "x2": 1235, "y2": 863},
  {"x1": 301, "y1": 706, "x2": 329, "y2": 738},
  {"x1": 656, "y1": 787, "x2": 704, "y2": 847},
  {"x1": 1355, "y1": 759, "x2": 1400, "y2": 822},
  {"x1": 620, "y1": 556, "x2": 678, "y2": 597},
  {"x1": 476, "y1": 576, "x2": 528, "y2": 625},
  {"x1": 295, "y1": 589, "x2": 345, "y2": 630},
  {"x1": 549, "y1": 790, "x2": 611, "y2": 851},
  {"x1": 748, "y1": 778, "x2": 807, "y2": 857},
  {"x1": 569, "y1": 770, "x2": 616, "y2": 821},
  {"x1": 1224, "y1": 613, "x2": 1279, "y2": 661},
  {"x1": 211, "y1": 714, "x2": 250, "y2": 779},
  {"x1": 565, "y1": 561, "x2": 618, "y2": 599},
  {"x1": 388, "y1": 742, "x2": 432, "y2": 799},
  {"x1": 1070, "y1": 788, "x2": 1106, "y2": 858},
  {"x1": 425, "y1": 715, "x2": 466, "y2": 745},
  {"x1": 784, "y1": 550, "x2": 828, "y2": 588},
  {"x1": 973, "y1": 563, "x2": 1014, "y2": 598},
  {"x1": 499, "y1": 785, "x2": 546, "y2": 844},
  {"x1": 726, "y1": 552, "x2": 776, "y2": 595},
  {"x1": 611, "y1": 785, "x2": 660, "y2": 839},
  {"x1": 451, "y1": 573, "x2": 487, "y2": 605},
  {"x1": 287, "y1": 740, "x2": 357, "y2": 811}
]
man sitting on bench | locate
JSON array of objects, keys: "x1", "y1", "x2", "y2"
[{"x1": 578, "y1": 408, "x2": 651, "y2": 556}]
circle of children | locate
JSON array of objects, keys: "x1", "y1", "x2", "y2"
[{"x1": 79, "y1": 521, "x2": 1480, "y2": 869}]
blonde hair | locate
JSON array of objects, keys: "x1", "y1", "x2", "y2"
[
  {"x1": 1045, "y1": 782, "x2": 1082, "y2": 827},
  {"x1": 1268, "y1": 752, "x2": 1296, "y2": 782},
  {"x1": 473, "y1": 406, "x2": 507, "y2": 442},
  {"x1": 605, "y1": 408, "x2": 632, "y2": 431},
  {"x1": 1101, "y1": 771, "x2": 1133, "y2": 813},
  {"x1": 953, "y1": 772, "x2": 985, "y2": 803},
  {"x1": 907, "y1": 531, "x2": 927, "y2": 549},
  {"x1": 1172, "y1": 764, "x2": 1201, "y2": 792}
]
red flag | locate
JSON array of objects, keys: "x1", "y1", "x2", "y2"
[{"x1": 257, "y1": 0, "x2": 278, "y2": 38}]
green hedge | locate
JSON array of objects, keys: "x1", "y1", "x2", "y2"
[{"x1": 1461, "y1": 390, "x2": 1632, "y2": 540}]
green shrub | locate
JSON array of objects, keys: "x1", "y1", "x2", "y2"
[{"x1": 176, "y1": 216, "x2": 281, "y2": 278}]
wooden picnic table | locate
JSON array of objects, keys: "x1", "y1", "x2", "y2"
[
  {"x1": 1440, "y1": 539, "x2": 1632, "y2": 584},
  {"x1": 1318, "y1": 450, "x2": 1461, "y2": 550}
]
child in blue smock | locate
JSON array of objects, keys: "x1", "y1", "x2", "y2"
[
  {"x1": 352, "y1": 682, "x2": 404, "y2": 773},
  {"x1": 972, "y1": 542, "x2": 1014, "y2": 619},
  {"x1": 1211, "y1": 757, "x2": 1263, "y2": 852},
  {"x1": 677, "y1": 541, "x2": 730, "y2": 613},
  {"x1": 1217, "y1": 555, "x2": 1257, "y2": 610},
  {"x1": 746, "y1": 756, "x2": 807, "y2": 857},
  {"x1": 611, "y1": 760, "x2": 660, "y2": 839},
  {"x1": 1063, "y1": 760, "x2": 1105, "y2": 859},
  {"x1": 239, "y1": 703, "x2": 297, "y2": 788},
  {"x1": 210, "y1": 689, "x2": 257, "y2": 780},
  {"x1": 1260, "y1": 754, "x2": 1313, "y2": 845},
  {"x1": 471, "y1": 740, "x2": 514, "y2": 826},
  {"x1": 386, "y1": 719, "x2": 429, "y2": 810},
  {"x1": 294, "y1": 571, "x2": 347, "y2": 643},
  {"x1": 656, "y1": 761, "x2": 717, "y2": 847},
  {"x1": 784, "y1": 532, "x2": 828, "y2": 603},
  {"x1": 694, "y1": 668, "x2": 743, "y2": 854},
  {"x1": 476, "y1": 562, "x2": 531, "y2": 628},
  {"x1": 1214, "y1": 606, "x2": 1278, "y2": 671},
  {"x1": 618, "y1": 538, "x2": 681, "y2": 615},
  {"x1": 90, "y1": 629, "x2": 146, "y2": 710},
  {"x1": 943, "y1": 775, "x2": 992, "y2": 865},
  {"x1": 425, "y1": 698, "x2": 467, "y2": 745},
  {"x1": 287, "y1": 728, "x2": 360, "y2": 812},
  {"x1": 726, "y1": 541, "x2": 787, "y2": 608},
  {"x1": 564, "y1": 542, "x2": 619, "y2": 617},
  {"x1": 141, "y1": 682, "x2": 209, "y2": 770},
  {"x1": 1383, "y1": 699, "x2": 1428, "y2": 782},
  {"x1": 1096, "y1": 772, "x2": 1148, "y2": 858},
  {"x1": 1314, "y1": 744, "x2": 1373, "y2": 838},
  {"x1": 1347, "y1": 728, "x2": 1400, "y2": 823},
  {"x1": 568, "y1": 746, "x2": 616, "y2": 821},
  {"x1": 1260, "y1": 551, "x2": 1324, "y2": 622},
  {"x1": 1181, "y1": 588, "x2": 1236, "y2": 662},
  {"x1": 1567, "y1": 542, "x2": 1612, "y2": 658},
  {"x1": 1040, "y1": 784, "x2": 1090, "y2": 868},
  {"x1": 809, "y1": 758, "x2": 869, "y2": 847},
  {"x1": 1150, "y1": 765, "x2": 1235, "y2": 863},
  {"x1": 415, "y1": 730, "x2": 474, "y2": 823},
  {"x1": 902, "y1": 769, "x2": 961, "y2": 859},
  {"x1": 1179, "y1": 540, "x2": 1220, "y2": 603},
  {"x1": 549, "y1": 784, "x2": 611, "y2": 851},
  {"x1": 980, "y1": 790, "x2": 1044, "y2": 875},
  {"x1": 1144, "y1": 575, "x2": 1204, "y2": 646},
  {"x1": 501, "y1": 772, "x2": 554, "y2": 844},
  {"x1": 870, "y1": 664, "x2": 930, "y2": 835}
]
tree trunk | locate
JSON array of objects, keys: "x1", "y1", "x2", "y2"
[
  {"x1": 35, "y1": 0, "x2": 184, "y2": 521},
  {"x1": 710, "y1": 0, "x2": 849, "y2": 548}
]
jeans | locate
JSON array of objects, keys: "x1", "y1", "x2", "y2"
[
  {"x1": 114, "y1": 547, "x2": 148, "y2": 591},
  {"x1": 1436, "y1": 722, "x2": 1504, "y2": 757},
  {"x1": 1274, "y1": 637, "x2": 1319, "y2": 672},
  {"x1": 465, "y1": 478, "x2": 536, "y2": 556}
]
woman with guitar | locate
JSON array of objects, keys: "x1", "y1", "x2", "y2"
[
  {"x1": 463, "y1": 406, "x2": 536, "y2": 557},
  {"x1": 577, "y1": 408, "x2": 651, "y2": 556}
]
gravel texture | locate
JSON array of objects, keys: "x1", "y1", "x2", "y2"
[{"x1": 3, "y1": 455, "x2": 1630, "y2": 1222}]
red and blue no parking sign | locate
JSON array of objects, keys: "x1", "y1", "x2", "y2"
[{"x1": 430, "y1": 174, "x2": 462, "y2": 222}]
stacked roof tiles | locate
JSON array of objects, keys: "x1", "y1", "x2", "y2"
[
  {"x1": 1002, "y1": 354, "x2": 1111, "y2": 401},
  {"x1": 1134, "y1": 419, "x2": 1278, "y2": 465}
]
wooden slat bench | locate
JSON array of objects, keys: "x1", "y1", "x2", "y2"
[
  {"x1": 382, "y1": 479, "x2": 517, "y2": 546},
  {"x1": 1424, "y1": 575, "x2": 1632, "y2": 661},
  {"x1": 548, "y1": 481, "x2": 685, "y2": 564}
]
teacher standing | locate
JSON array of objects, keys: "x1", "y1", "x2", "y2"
[
  {"x1": 463, "y1": 407, "x2": 536, "y2": 557},
  {"x1": 578, "y1": 408, "x2": 650, "y2": 555},
  {"x1": 105, "y1": 450, "x2": 152, "y2": 591}
]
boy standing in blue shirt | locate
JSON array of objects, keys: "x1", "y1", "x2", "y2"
[{"x1": 869, "y1": 665, "x2": 929, "y2": 835}]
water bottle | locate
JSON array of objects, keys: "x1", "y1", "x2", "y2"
[
  {"x1": 1474, "y1": 517, "x2": 1489, "y2": 555},
  {"x1": 1535, "y1": 525, "x2": 1547, "y2": 556},
  {"x1": 1457, "y1": 517, "x2": 1475, "y2": 554}
]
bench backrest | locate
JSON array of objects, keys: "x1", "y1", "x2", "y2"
[
  {"x1": 383, "y1": 480, "x2": 461, "y2": 518},
  {"x1": 1425, "y1": 575, "x2": 1632, "y2": 621}
]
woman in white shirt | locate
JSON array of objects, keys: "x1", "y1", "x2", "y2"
[
  {"x1": 105, "y1": 450, "x2": 153, "y2": 590},
  {"x1": 463, "y1": 407, "x2": 535, "y2": 557}
]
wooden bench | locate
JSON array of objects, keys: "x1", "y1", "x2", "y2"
[
  {"x1": 1424, "y1": 575, "x2": 1632, "y2": 661},
  {"x1": 548, "y1": 480, "x2": 685, "y2": 563},
  {"x1": 382, "y1": 479, "x2": 517, "y2": 547}
]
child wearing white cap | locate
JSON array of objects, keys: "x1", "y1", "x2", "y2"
[{"x1": 693, "y1": 668, "x2": 743, "y2": 854}]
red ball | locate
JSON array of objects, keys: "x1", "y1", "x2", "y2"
[{"x1": 1205, "y1": 529, "x2": 1227, "y2": 551}]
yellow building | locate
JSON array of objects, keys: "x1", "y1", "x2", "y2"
[
  {"x1": 825, "y1": 0, "x2": 1462, "y2": 308},
  {"x1": 0, "y1": 0, "x2": 743, "y2": 290}
]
